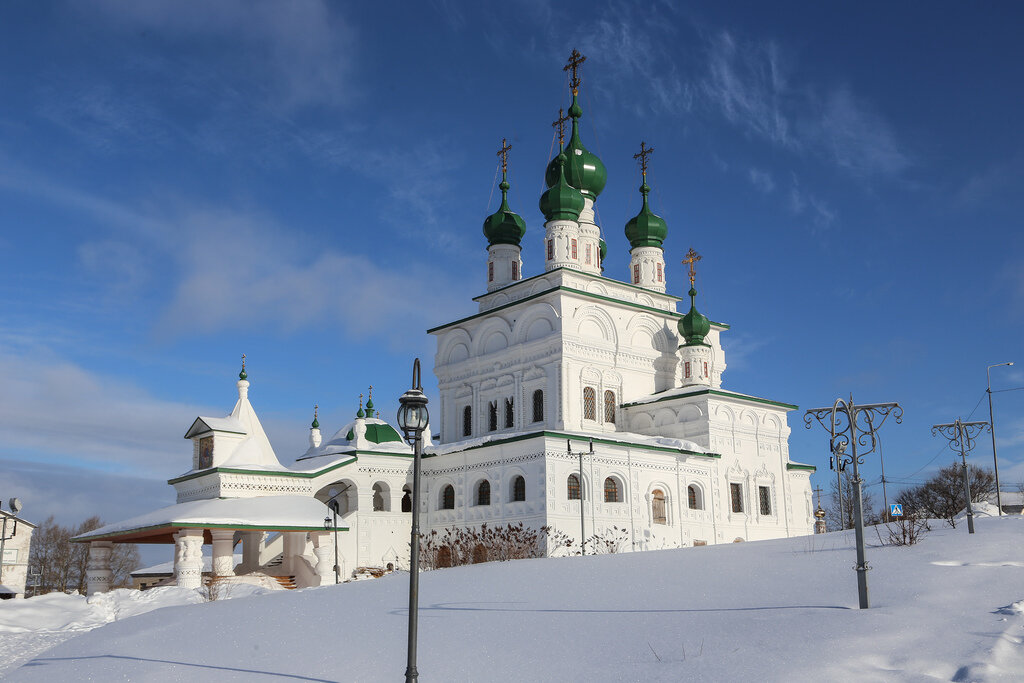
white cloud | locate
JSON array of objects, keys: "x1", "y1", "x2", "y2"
[
  {"x1": 788, "y1": 176, "x2": 836, "y2": 230},
  {"x1": 80, "y1": 0, "x2": 355, "y2": 112},
  {"x1": 0, "y1": 346, "x2": 208, "y2": 475},
  {"x1": 748, "y1": 168, "x2": 775, "y2": 194},
  {"x1": 701, "y1": 30, "x2": 908, "y2": 178}
]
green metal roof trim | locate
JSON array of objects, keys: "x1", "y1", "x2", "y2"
[
  {"x1": 168, "y1": 455, "x2": 358, "y2": 485},
  {"x1": 71, "y1": 521, "x2": 350, "y2": 543},
  {"x1": 786, "y1": 463, "x2": 817, "y2": 472},
  {"x1": 431, "y1": 285, "x2": 728, "y2": 335},
  {"x1": 621, "y1": 388, "x2": 798, "y2": 411},
  {"x1": 424, "y1": 429, "x2": 720, "y2": 459},
  {"x1": 472, "y1": 267, "x2": 683, "y2": 303}
]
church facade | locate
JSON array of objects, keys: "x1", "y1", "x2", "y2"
[{"x1": 75, "y1": 53, "x2": 815, "y2": 593}]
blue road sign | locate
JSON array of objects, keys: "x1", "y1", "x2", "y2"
[{"x1": 890, "y1": 503, "x2": 904, "y2": 517}]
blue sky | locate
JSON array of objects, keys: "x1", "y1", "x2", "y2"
[{"x1": 1, "y1": 0, "x2": 1022, "y2": 533}]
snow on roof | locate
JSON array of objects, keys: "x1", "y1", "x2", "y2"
[
  {"x1": 0, "y1": 585, "x2": 17, "y2": 595},
  {"x1": 424, "y1": 428, "x2": 705, "y2": 456},
  {"x1": 622, "y1": 385, "x2": 796, "y2": 409},
  {"x1": 296, "y1": 417, "x2": 412, "y2": 462},
  {"x1": 184, "y1": 416, "x2": 246, "y2": 437},
  {"x1": 73, "y1": 496, "x2": 338, "y2": 542}
]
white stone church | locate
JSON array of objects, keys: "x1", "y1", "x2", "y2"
[{"x1": 76, "y1": 54, "x2": 815, "y2": 594}]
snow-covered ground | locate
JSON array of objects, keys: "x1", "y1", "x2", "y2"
[{"x1": 3, "y1": 515, "x2": 1024, "y2": 681}]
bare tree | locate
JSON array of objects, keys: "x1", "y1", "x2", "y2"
[
  {"x1": 28, "y1": 516, "x2": 139, "y2": 595},
  {"x1": 897, "y1": 463, "x2": 995, "y2": 527},
  {"x1": 826, "y1": 469, "x2": 878, "y2": 531}
]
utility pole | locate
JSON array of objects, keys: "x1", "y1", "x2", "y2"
[
  {"x1": 932, "y1": 418, "x2": 990, "y2": 535},
  {"x1": 568, "y1": 439, "x2": 588, "y2": 555},
  {"x1": 987, "y1": 362, "x2": 1014, "y2": 516},
  {"x1": 806, "y1": 396, "x2": 902, "y2": 609}
]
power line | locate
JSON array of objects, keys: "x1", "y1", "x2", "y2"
[{"x1": 890, "y1": 390, "x2": 988, "y2": 482}]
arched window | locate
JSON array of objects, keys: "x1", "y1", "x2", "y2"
[
  {"x1": 463, "y1": 405, "x2": 472, "y2": 437},
  {"x1": 604, "y1": 477, "x2": 620, "y2": 503},
  {"x1": 583, "y1": 387, "x2": 596, "y2": 420},
  {"x1": 401, "y1": 486, "x2": 412, "y2": 513},
  {"x1": 532, "y1": 389, "x2": 544, "y2": 423},
  {"x1": 488, "y1": 401, "x2": 497, "y2": 432},
  {"x1": 511, "y1": 475, "x2": 526, "y2": 502},
  {"x1": 505, "y1": 398, "x2": 514, "y2": 428},
  {"x1": 476, "y1": 480, "x2": 491, "y2": 506},
  {"x1": 604, "y1": 390, "x2": 616, "y2": 423},
  {"x1": 441, "y1": 485, "x2": 455, "y2": 510},
  {"x1": 372, "y1": 482, "x2": 390, "y2": 512},
  {"x1": 567, "y1": 474, "x2": 582, "y2": 500},
  {"x1": 688, "y1": 485, "x2": 703, "y2": 510},
  {"x1": 652, "y1": 489, "x2": 667, "y2": 524}
]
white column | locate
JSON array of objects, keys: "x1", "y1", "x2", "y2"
[
  {"x1": 628, "y1": 246, "x2": 667, "y2": 293},
  {"x1": 210, "y1": 529, "x2": 235, "y2": 578},
  {"x1": 544, "y1": 219, "x2": 581, "y2": 272},
  {"x1": 311, "y1": 531, "x2": 336, "y2": 585},
  {"x1": 282, "y1": 531, "x2": 307, "y2": 575},
  {"x1": 486, "y1": 244, "x2": 523, "y2": 291},
  {"x1": 85, "y1": 541, "x2": 113, "y2": 596},
  {"x1": 174, "y1": 529, "x2": 204, "y2": 590},
  {"x1": 240, "y1": 530, "x2": 262, "y2": 572}
]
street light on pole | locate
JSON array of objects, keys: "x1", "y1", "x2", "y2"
[
  {"x1": 0, "y1": 498, "x2": 22, "y2": 585},
  {"x1": 987, "y1": 362, "x2": 1014, "y2": 516},
  {"x1": 397, "y1": 359, "x2": 429, "y2": 683},
  {"x1": 806, "y1": 396, "x2": 902, "y2": 609},
  {"x1": 932, "y1": 418, "x2": 990, "y2": 534}
]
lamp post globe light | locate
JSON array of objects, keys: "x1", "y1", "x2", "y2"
[{"x1": 397, "y1": 359, "x2": 429, "y2": 683}]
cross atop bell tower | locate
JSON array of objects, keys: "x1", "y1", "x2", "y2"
[
  {"x1": 497, "y1": 137, "x2": 512, "y2": 175},
  {"x1": 682, "y1": 247, "x2": 702, "y2": 288},
  {"x1": 563, "y1": 49, "x2": 586, "y2": 94},
  {"x1": 552, "y1": 108, "x2": 570, "y2": 147},
  {"x1": 633, "y1": 141, "x2": 654, "y2": 181}
]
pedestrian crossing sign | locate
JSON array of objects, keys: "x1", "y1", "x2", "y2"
[{"x1": 890, "y1": 503, "x2": 903, "y2": 517}]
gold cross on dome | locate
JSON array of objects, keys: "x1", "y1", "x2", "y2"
[
  {"x1": 814, "y1": 485, "x2": 823, "y2": 506},
  {"x1": 552, "y1": 108, "x2": 569, "y2": 147},
  {"x1": 241, "y1": 353, "x2": 246, "y2": 372},
  {"x1": 682, "y1": 248, "x2": 702, "y2": 287},
  {"x1": 497, "y1": 138, "x2": 512, "y2": 174},
  {"x1": 563, "y1": 49, "x2": 586, "y2": 94},
  {"x1": 633, "y1": 141, "x2": 654, "y2": 179},
  {"x1": 314, "y1": 404, "x2": 318, "y2": 419}
]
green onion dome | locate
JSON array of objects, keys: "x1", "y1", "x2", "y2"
[
  {"x1": 539, "y1": 153, "x2": 584, "y2": 222},
  {"x1": 483, "y1": 176, "x2": 527, "y2": 247},
  {"x1": 544, "y1": 94, "x2": 607, "y2": 199},
  {"x1": 678, "y1": 287, "x2": 711, "y2": 345},
  {"x1": 624, "y1": 182, "x2": 668, "y2": 250},
  {"x1": 599, "y1": 238, "x2": 607, "y2": 263}
]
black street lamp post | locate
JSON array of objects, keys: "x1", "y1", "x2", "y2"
[
  {"x1": 397, "y1": 359, "x2": 429, "y2": 683},
  {"x1": 805, "y1": 396, "x2": 902, "y2": 609},
  {"x1": 932, "y1": 418, "x2": 990, "y2": 534}
]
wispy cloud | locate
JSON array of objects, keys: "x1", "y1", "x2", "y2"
[
  {"x1": 748, "y1": 167, "x2": 775, "y2": 194},
  {"x1": 788, "y1": 175, "x2": 836, "y2": 230},
  {"x1": 80, "y1": 0, "x2": 356, "y2": 112},
  {"x1": 700, "y1": 30, "x2": 908, "y2": 178}
]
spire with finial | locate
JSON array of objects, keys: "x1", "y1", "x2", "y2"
[
  {"x1": 356, "y1": 393, "x2": 365, "y2": 419},
  {"x1": 540, "y1": 118, "x2": 584, "y2": 223},
  {"x1": 624, "y1": 142, "x2": 667, "y2": 251},
  {"x1": 483, "y1": 138, "x2": 527, "y2": 247},
  {"x1": 544, "y1": 50, "x2": 606, "y2": 199},
  {"x1": 309, "y1": 404, "x2": 322, "y2": 448},
  {"x1": 365, "y1": 386, "x2": 374, "y2": 416},
  {"x1": 678, "y1": 248, "x2": 710, "y2": 345},
  {"x1": 552, "y1": 107, "x2": 569, "y2": 148},
  {"x1": 239, "y1": 353, "x2": 247, "y2": 381}
]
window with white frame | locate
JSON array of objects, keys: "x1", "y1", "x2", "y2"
[
  {"x1": 730, "y1": 483, "x2": 744, "y2": 513},
  {"x1": 583, "y1": 386, "x2": 596, "y2": 420},
  {"x1": 759, "y1": 486, "x2": 771, "y2": 516}
]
